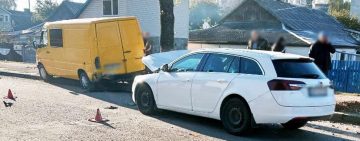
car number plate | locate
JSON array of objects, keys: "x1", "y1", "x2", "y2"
[{"x1": 309, "y1": 87, "x2": 327, "y2": 96}]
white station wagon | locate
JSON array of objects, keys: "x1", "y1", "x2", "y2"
[{"x1": 132, "y1": 48, "x2": 335, "y2": 135}]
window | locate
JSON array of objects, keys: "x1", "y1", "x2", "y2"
[
  {"x1": 228, "y1": 57, "x2": 240, "y2": 73},
  {"x1": 0, "y1": 15, "x2": 3, "y2": 22},
  {"x1": 40, "y1": 30, "x2": 48, "y2": 46},
  {"x1": 49, "y1": 29, "x2": 63, "y2": 47},
  {"x1": 5, "y1": 16, "x2": 8, "y2": 22},
  {"x1": 203, "y1": 54, "x2": 234, "y2": 73},
  {"x1": 272, "y1": 60, "x2": 326, "y2": 79},
  {"x1": 241, "y1": 58, "x2": 263, "y2": 75},
  {"x1": 103, "y1": 0, "x2": 118, "y2": 15},
  {"x1": 171, "y1": 53, "x2": 204, "y2": 72}
]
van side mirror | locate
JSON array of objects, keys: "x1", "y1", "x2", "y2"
[{"x1": 161, "y1": 64, "x2": 169, "y2": 72}]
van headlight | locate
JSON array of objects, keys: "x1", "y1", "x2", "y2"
[{"x1": 104, "y1": 64, "x2": 121, "y2": 70}]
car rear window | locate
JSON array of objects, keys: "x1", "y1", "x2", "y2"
[{"x1": 272, "y1": 60, "x2": 326, "y2": 79}]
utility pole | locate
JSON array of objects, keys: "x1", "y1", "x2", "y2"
[{"x1": 29, "y1": 0, "x2": 31, "y2": 10}]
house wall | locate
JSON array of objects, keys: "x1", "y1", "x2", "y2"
[
  {"x1": 188, "y1": 43, "x2": 357, "y2": 60},
  {"x1": 78, "y1": 0, "x2": 189, "y2": 53},
  {"x1": 0, "y1": 9, "x2": 12, "y2": 31}
]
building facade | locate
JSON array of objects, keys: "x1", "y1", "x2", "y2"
[{"x1": 76, "y1": 0, "x2": 190, "y2": 52}]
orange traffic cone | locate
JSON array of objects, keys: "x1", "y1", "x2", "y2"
[
  {"x1": 4, "y1": 89, "x2": 16, "y2": 100},
  {"x1": 88, "y1": 108, "x2": 109, "y2": 123}
]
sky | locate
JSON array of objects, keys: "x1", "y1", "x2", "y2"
[{"x1": 16, "y1": 0, "x2": 87, "y2": 11}]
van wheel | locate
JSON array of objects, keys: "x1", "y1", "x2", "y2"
[
  {"x1": 38, "y1": 64, "x2": 53, "y2": 82},
  {"x1": 79, "y1": 72, "x2": 96, "y2": 92},
  {"x1": 221, "y1": 98, "x2": 251, "y2": 136},
  {"x1": 281, "y1": 120, "x2": 308, "y2": 129},
  {"x1": 135, "y1": 85, "x2": 157, "y2": 115}
]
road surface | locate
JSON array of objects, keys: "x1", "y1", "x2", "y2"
[{"x1": 0, "y1": 75, "x2": 359, "y2": 140}]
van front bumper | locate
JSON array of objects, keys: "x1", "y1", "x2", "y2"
[{"x1": 248, "y1": 92, "x2": 335, "y2": 124}]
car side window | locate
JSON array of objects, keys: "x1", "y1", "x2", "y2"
[
  {"x1": 228, "y1": 57, "x2": 240, "y2": 73},
  {"x1": 241, "y1": 58, "x2": 263, "y2": 75},
  {"x1": 40, "y1": 30, "x2": 48, "y2": 46},
  {"x1": 203, "y1": 54, "x2": 234, "y2": 72},
  {"x1": 170, "y1": 53, "x2": 204, "y2": 72},
  {"x1": 49, "y1": 29, "x2": 63, "y2": 47}
]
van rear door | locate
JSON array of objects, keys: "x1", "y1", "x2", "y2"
[
  {"x1": 95, "y1": 21, "x2": 126, "y2": 74},
  {"x1": 118, "y1": 20, "x2": 145, "y2": 73}
]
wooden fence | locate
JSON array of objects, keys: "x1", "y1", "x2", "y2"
[{"x1": 328, "y1": 60, "x2": 360, "y2": 93}]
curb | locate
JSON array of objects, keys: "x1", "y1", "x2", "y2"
[
  {"x1": 0, "y1": 71, "x2": 41, "y2": 80},
  {"x1": 329, "y1": 112, "x2": 360, "y2": 125}
]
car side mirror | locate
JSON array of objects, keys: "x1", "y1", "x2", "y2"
[{"x1": 161, "y1": 64, "x2": 169, "y2": 72}]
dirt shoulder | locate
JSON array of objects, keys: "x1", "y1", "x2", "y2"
[
  {"x1": 335, "y1": 94, "x2": 360, "y2": 114},
  {"x1": 0, "y1": 61, "x2": 38, "y2": 75}
]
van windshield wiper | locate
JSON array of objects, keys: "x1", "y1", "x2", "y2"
[{"x1": 300, "y1": 74, "x2": 319, "y2": 79}]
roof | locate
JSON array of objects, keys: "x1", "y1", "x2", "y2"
[
  {"x1": 6, "y1": 9, "x2": 35, "y2": 31},
  {"x1": 45, "y1": 17, "x2": 136, "y2": 26},
  {"x1": 190, "y1": 0, "x2": 359, "y2": 48},
  {"x1": 46, "y1": 0, "x2": 85, "y2": 22}
]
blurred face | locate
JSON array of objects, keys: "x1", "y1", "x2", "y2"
[
  {"x1": 251, "y1": 31, "x2": 259, "y2": 41},
  {"x1": 281, "y1": 40, "x2": 286, "y2": 46},
  {"x1": 319, "y1": 34, "x2": 328, "y2": 43},
  {"x1": 144, "y1": 32, "x2": 150, "y2": 39}
]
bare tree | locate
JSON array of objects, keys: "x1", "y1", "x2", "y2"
[
  {"x1": 0, "y1": 0, "x2": 17, "y2": 10},
  {"x1": 159, "y1": 0, "x2": 174, "y2": 52}
]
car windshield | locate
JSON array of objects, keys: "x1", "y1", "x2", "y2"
[{"x1": 272, "y1": 59, "x2": 326, "y2": 79}]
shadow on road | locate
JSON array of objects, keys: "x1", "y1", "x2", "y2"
[{"x1": 1, "y1": 74, "x2": 352, "y2": 140}]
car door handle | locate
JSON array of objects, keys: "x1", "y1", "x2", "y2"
[
  {"x1": 183, "y1": 79, "x2": 191, "y2": 82},
  {"x1": 217, "y1": 79, "x2": 227, "y2": 83}
]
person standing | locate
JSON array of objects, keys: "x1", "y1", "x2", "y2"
[
  {"x1": 309, "y1": 31, "x2": 336, "y2": 74},
  {"x1": 143, "y1": 32, "x2": 154, "y2": 56},
  {"x1": 247, "y1": 30, "x2": 270, "y2": 51},
  {"x1": 272, "y1": 37, "x2": 286, "y2": 53}
]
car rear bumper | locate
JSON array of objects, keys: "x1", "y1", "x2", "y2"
[{"x1": 249, "y1": 91, "x2": 335, "y2": 124}]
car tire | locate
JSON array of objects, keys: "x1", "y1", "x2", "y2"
[
  {"x1": 281, "y1": 120, "x2": 308, "y2": 129},
  {"x1": 79, "y1": 72, "x2": 96, "y2": 92},
  {"x1": 135, "y1": 85, "x2": 157, "y2": 115},
  {"x1": 221, "y1": 98, "x2": 251, "y2": 136},
  {"x1": 38, "y1": 64, "x2": 53, "y2": 82}
]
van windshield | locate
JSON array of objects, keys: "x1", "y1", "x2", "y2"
[{"x1": 272, "y1": 59, "x2": 326, "y2": 79}]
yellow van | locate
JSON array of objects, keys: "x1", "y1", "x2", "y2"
[{"x1": 34, "y1": 17, "x2": 145, "y2": 91}]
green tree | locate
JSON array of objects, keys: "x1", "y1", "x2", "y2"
[
  {"x1": 159, "y1": 0, "x2": 174, "y2": 52},
  {"x1": 328, "y1": 0, "x2": 360, "y2": 31},
  {"x1": 189, "y1": 1, "x2": 221, "y2": 30},
  {"x1": 0, "y1": 0, "x2": 17, "y2": 10},
  {"x1": 32, "y1": 0, "x2": 59, "y2": 23}
]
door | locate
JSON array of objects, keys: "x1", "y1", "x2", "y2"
[
  {"x1": 157, "y1": 53, "x2": 205, "y2": 110},
  {"x1": 48, "y1": 28, "x2": 67, "y2": 76},
  {"x1": 118, "y1": 20, "x2": 145, "y2": 73},
  {"x1": 95, "y1": 21, "x2": 126, "y2": 74},
  {"x1": 191, "y1": 54, "x2": 239, "y2": 113},
  {"x1": 36, "y1": 30, "x2": 53, "y2": 74}
]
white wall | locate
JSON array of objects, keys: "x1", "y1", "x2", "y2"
[
  {"x1": 0, "y1": 9, "x2": 12, "y2": 31},
  {"x1": 189, "y1": 43, "x2": 357, "y2": 60},
  {"x1": 78, "y1": 0, "x2": 189, "y2": 39}
]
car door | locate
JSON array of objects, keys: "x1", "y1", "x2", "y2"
[
  {"x1": 157, "y1": 53, "x2": 205, "y2": 110},
  {"x1": 191, "y1": 53, "x2": 239, "y2": 113},
  {"x1": 36, "y1": 30, "x2": 54, "y2": 74},
  {"x1": 48, "y1": 28, "x2": 67, "y2": 76}
]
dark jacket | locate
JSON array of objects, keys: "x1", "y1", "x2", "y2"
[
  {"x1": 309, "y1": 41, "x2": 336, "y2": 72},
  {"x1": 247, "y1": 37, "x2": 270, "y2": 51},
  {"x1": 272, "y1": 37, "x2": 286, "y2": 53},
  {"x1": 144, "y1": 38, "x2": 154, "y2": 56}
]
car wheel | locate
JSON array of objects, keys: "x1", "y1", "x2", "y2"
[
  {"x1": 221, "y1": 98, "x2": 251, "y2": 135},
  {"x1": 281, "y1": 120, "x2": 308, "y2": 129},
  {"x1": 135, "y1": 85, "x2": 157, "y2": 115},
  {"x1": 38, "y1": 64, "x2": 53, "y2": 82},
  {"x1": 79, "y1": 72, "x2": 96, "y2": 92}
]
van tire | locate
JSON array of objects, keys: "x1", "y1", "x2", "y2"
[
  {"x1": 79, "y1": 72, "x2": 96, "y2": 92},
  {"x1": 221, "y1": 98, "x2": 251, "y2": 136},
  {"x1": 38, "y1": 64, "x2": 53, "y2": 82},
  {"x1": 281, "y1": 120, "x2": 308, "y2": 129},
  {"x1": 135, "y1": 85, "x2": 157, "y2": 115}
]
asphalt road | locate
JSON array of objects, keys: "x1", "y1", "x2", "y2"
[{"x1": 0, "y1": 75, "x2": 359, "y2": 141}]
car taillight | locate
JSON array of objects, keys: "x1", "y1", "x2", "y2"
[
  {"x1": 330, "y1": 81, "x2": 334, "y2": 89},
  {"x1": 268, "y1": 79, "x2": 305, "y2": 91}
]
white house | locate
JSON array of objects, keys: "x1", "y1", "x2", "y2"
[{"x1": 75, "y1": 0, "x2": 190, "y2": 52}]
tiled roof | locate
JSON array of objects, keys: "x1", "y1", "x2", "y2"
[
  {"x1": 190, "y1": 0, "x2": 359, "y2": 48},
  {"x1": 7, "y1": 10, "x2": 35, "y2": 31}
]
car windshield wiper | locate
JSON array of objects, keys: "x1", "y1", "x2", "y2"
[{"x1": 300, "y1": 74, "x2": 319, "y2": 79}]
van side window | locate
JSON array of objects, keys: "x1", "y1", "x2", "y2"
[
  {"x1": 40, "y1": 30, "x2": 48, "y2": 46},
  {"x1": 241, "y1": 58, "x2": 263, "y2": 75},
  {"x1": 203, "y1": 54, "x2": 234, "y2": 73},
  {"x1": 49, "y1": 29, "x2": 63, "y2": 47}
]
